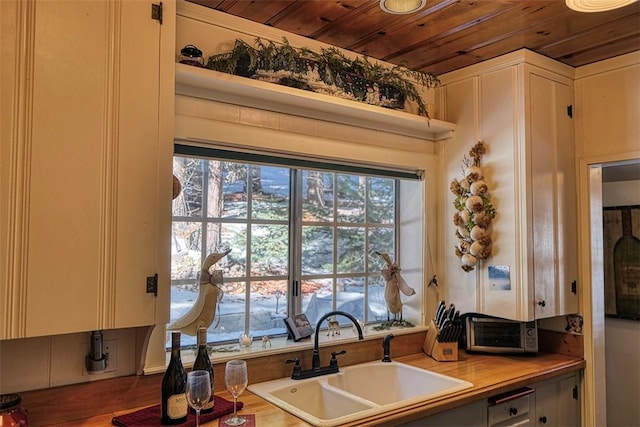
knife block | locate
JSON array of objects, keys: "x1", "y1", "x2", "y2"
[{"x1": 423, "y1": 319, "x2": 458, "y2": 362}]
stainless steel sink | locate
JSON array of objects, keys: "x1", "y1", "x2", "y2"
[{"x1": 248, "y1": 361, "x2": 473, "y2": 426}]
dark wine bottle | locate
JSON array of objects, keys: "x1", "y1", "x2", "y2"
[
  {"x1": 161, "y1": 331, "x2": 188, "y2": 425},
  {"x1": 614, "y1": 207, "x2": 640, "y2": 319},
  {"x1": 191, "y1": 326, "x2": 214, "y2": 414}
]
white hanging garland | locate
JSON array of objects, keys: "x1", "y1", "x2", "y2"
[{"x1": 450, "y1": 141, "x2": 497, "y2": 272}]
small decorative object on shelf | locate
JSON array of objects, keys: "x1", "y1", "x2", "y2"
[
  {"x1": 283, "y1": 313, "x2": 314, "y2": 341},
  {"x1": 450, "y1": 141, "x2": 497, "y2": 272},
  {"x1": 261, "y1": 335, "x2": 272, "y2": 349},
  {"x1": 239, "y1": 334, "x2": 252, "y2": 348},
  {"x1": 203, "y1": 37, "x2": 439, "y2": 117},
  {"x1": 179, "y1": 44, "x2": 204, "y2": 67}
]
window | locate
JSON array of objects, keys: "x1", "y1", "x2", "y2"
[{"x1": 170, "y1": 146, "x2": 422, "y2": 347}]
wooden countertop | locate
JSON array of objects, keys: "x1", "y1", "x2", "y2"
[{"x1": 32, "y1": 351, "x2": 584, "y2": 427}]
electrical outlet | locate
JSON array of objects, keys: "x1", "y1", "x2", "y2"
[
  {"x1": 82, "y1": 338, "x2": 117, "y2": 376},
  {"x1": 104, "y1": 339, "x2": 117, "y2": 373}
]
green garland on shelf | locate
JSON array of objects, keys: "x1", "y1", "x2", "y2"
[{"x1": 205, "y1": 37, "x2": 440, "y2": 117}]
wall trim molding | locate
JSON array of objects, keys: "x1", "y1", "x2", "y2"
[
  {"x1": 575, "y1": 51, "x2": 640, "y2": 80},
  {"x1": 439, "y1": 49, "x2": 575, "y2": 86}
]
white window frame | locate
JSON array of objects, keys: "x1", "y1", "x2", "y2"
[{"x1": 142, "y1": 102, "x2": 437, "y2": 372}]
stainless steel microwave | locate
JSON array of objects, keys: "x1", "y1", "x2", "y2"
[{"x1": 464, "y1": 315, "x2": 538, "y2": 354}]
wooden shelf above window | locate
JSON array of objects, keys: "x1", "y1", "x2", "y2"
[{"x1": 175, "y1": 63, "x2": 456, "y2": 141}]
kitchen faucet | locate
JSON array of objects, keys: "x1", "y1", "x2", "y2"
[
  {"x1": 286, "y1": 310, "x2": 364, "y2": 380},
  {"x1": 382, "y1": 333, "x2": 394, "y2": 362}
]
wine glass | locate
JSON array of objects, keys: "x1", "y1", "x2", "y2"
[
  {"x1": 186, "y1": 370, "x2": 212, "y2": 427},
  {"x1": 224, "y1": 359, "x2": 248, "y2": 426}
]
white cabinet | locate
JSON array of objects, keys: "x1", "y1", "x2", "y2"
[
  {"x1": 533, "y1": 373, "x2": 580, "y2": 427},
  {"x1": 439, "y1": 50, "x2": 579, "y2": 321},
  {"x1": 399, "y1": 400, "x2": 487, "y2": 427},
  {"x1": 0, "y1": 0, "x2": 175, "y2": 339},
  {"x1": 399, "y1": 372, "x2": 580, "y2": 427}
]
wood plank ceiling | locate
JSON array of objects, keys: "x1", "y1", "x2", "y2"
[{"x1": 187, "y1": 0, "x2": 640, "y2": 76}]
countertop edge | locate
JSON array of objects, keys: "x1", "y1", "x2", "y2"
[{"x1": 20, "y1": 337, "x2": 585, "y2": 426}]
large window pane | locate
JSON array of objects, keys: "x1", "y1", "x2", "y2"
[
  {"x1": 302, "y1": 171, "x2": 334, "y2": 221},
  {"x1": 251, "y1": 165, "x2": 290, "y2": 221},
  {"x1": 337, "y1": 174, "x2": 365, "y2": 223},
  {"x1": 251, "y1": 224, "x2": 289, "y2": 276},
  {"x1": 368, "y1": 227, "x2": 395, "y2": 272},
  {"x1": 171, "y1": 221, "x2": 202, "y2": 281},
  {"x1": 173, "y1": 156, "x2": 204, "y2": 218},
  {"x1": 217, "y1": 223, "x2": 247, "y2": 278},
  {"x1": 302, "y1": 278, "x2": 334, "y2": 326},
  {"x1": 337, "y1": 277, "x2": 365, "y2": 323},
  {"x1": 367, "y1": 276, "x2": 388, "y2": 322},
  {"x1": 337, "y1": 227, "x2": 365, "y2": 273},
  {"x1": 367, "y1": 177, "x2": 395, "y2": 223},
  {"x1": 301, "y1": 226, "x2": 333, "y2": 275},
  {"x1": 220, "y1": 161, "x2": 247, "y2": 219},
  {"x1": 214, "y1": 280, "x2": 247, "y2": 342},
  {"x1": 249, "y1": 280, "x2": 288, "y2": 336}
]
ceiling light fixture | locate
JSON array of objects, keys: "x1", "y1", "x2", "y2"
[
  {"x1": 565, "y1": 0, "x2": 638, "y2": 12},
  {"x1": 380, "y1": 0, "x2": 427, "y2": 14}
]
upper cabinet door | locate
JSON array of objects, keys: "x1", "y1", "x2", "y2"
[
  {"x1": 0, "y1": 0, "x2": 174, "y2": 339},
  {"x1": 113, "y1": 0, "x2": 174, "y2": 329},
  {"x1": 529, "y1": 73, "x2": 578, "y2": 318}
]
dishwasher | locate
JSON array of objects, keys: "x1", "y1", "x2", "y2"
[{"x1": 488, "y1": 387, "x2": 535, "y2": 427}]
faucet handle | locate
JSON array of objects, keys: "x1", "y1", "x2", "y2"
[
  {"x1": 329, "y1": 350, "x2": 346, "y2": 368},
  {"x1": 285, "y1": 358, "x2": 302, "y2": 379}
]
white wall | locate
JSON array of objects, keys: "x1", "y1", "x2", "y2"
[
  {"x1": 602, "y1": 180, "x2": 640, "y2": 427},
  {"x1": 574, "y1": 51, "x2": 640, "y2": 427},
  {"x1": 0, "y1": 328, "x2": 142, "y2": 393}
]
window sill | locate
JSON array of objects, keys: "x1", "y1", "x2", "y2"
[{"x1": 167, "y1": 324, "x2": 428, "y2": 370}]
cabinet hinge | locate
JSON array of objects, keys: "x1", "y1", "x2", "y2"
[
  {"x1": 146, "y1": 274, "x2": 158, "y2": 297},
  {"x1": 572, "y1": 385, "x2": 578, "y2": 400},
  {"x1": 567, "y1": 105, "x2": 573, "y2": 118},
  {"x1": 571, "y1": 280, "x2": 577, "y2": 294},
  {"x1": 151, "y1": 2, "x2": 163, "y2": 24}
]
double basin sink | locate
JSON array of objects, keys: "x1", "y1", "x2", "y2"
[{"x1": 248, "y1": 360, "x2": 473, "y2": 426}]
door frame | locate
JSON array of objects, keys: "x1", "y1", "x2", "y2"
[{"x1": 578, "y1": 152, "x2": 640, "y2": 426}]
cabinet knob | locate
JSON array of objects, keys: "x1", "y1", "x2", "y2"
[
  {"x1": 539, "y1": 415, "x2": 548, "y2": 424},
  {"x1": 509, "y1": 407, "x2": 518, "y2": 416},
  {"x1": 537, "y1": 300, "x2": 547, "y2": 307}
]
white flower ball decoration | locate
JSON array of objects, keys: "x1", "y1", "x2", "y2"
[{"x1": 449, "y1": 141, "x2": 497, "y2": 272}]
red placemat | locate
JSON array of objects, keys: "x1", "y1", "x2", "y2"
[{"x1": 111, "y1": 395, "x2": 243, "y2": 427}]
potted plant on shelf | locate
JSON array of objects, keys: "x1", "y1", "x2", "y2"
[{"x1": 202, "y1": 37, "x2": 440, "y2": 118}]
